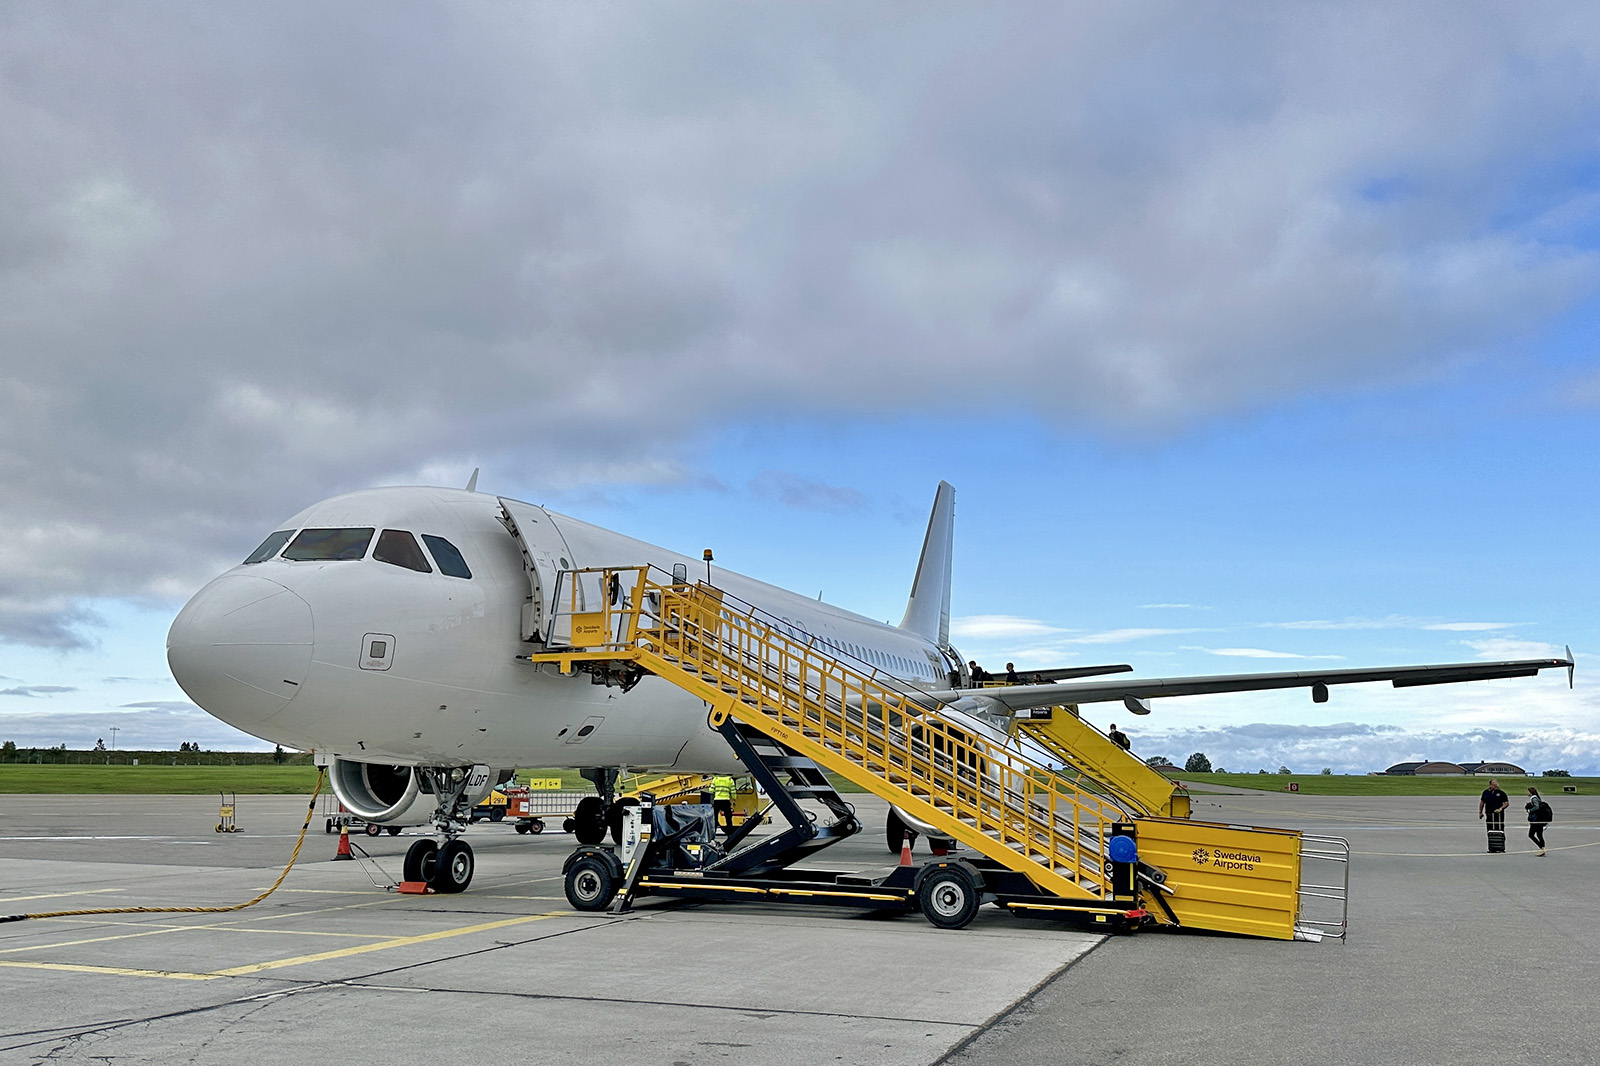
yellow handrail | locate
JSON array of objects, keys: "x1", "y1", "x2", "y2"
[{"x1": 531, "y1": 567, "x2": 1128, "y2": 901}]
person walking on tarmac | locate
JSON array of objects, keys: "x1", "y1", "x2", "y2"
[
  {"x1": 711, "y1": 774, "x2": 737, "y2": 836},
  {"x1": 1479, "y1": 778, "x2": 1509, "y2": 853},
  {"x1": 1525, "y1": 786, "x2": 1552, "y2": 856},
  {"x1": 1108, "y1": 723, "x2": 1131, "y2": 751}
]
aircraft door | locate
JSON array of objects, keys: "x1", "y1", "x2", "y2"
[{"x1": 497, "y1": 498, "x2": 576, "y2": 642}]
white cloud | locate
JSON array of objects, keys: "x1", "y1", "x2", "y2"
[
  {"x1": 951, "y1": 615, "x2": 1070, "y2": 641},
  {"x1": 1462, "y1": 637, "x2": 1565, "y2": 660},
  {"x1": 1184, "y1": 646, "x2": 1345, "y2": 660},
  {"x1": 1423, "y1": 622, "x2": 1518, "y2": 632},
  {"x1": 1063, "y1": 628, "x2": 1204, "y2": 645},
  {"x1": 3, "y1": 3, "x2": 1600, "y2": 649}
]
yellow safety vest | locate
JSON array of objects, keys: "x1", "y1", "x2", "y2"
[{"x1": 711, "y1": 776, "x2": 736, "y2": 802}]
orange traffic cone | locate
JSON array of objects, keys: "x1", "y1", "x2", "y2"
[
  {"x1": 332, "y1": 825, "x2": 353, "y2": 861},
  {"x1": 899, "y1": 835, "x2": 914, "y2": 867}
]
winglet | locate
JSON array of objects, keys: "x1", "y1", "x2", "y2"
[
  {"x1": 1567, "y1": 645, "x2": 1575, "y2": 690},
  {"x1": 465, "y1": 467, "x2": 480, "y2": 493},
  {"x1": 900, "y1": 481, "x2": 955, "y2": 647}
]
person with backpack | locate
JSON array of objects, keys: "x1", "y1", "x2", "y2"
[{"x1": 1525, "y1": 786, "x2": 1553, "y2": 857}]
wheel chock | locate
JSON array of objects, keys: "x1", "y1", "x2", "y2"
[{"x1": 397, "y1": 881, "x2": 433, "y2": 894}]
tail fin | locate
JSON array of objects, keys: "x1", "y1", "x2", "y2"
[{"x1": 900, "y1": 481, "x2": 954, "y2": 646}]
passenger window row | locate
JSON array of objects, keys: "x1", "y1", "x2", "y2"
[{"x1": 243, "y1": 527, "x2": 472, "y2": 579}]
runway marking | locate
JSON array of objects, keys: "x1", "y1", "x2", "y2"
[
  {"x1": 0, "y1": 912, "x2": 572, "y2": 982},
  {"x1": 209, "y1": 912, "x2": 568, "y2": 976},
  {"x1": 0, "y1": 888, "x2": 123, "y2": 905},
  {"x1": 0, "y1": 961, "x2": 217, "y2": 981}
]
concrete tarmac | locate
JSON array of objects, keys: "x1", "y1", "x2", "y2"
[
  {"x1": 949, "y1": 788, "x2": 1600, "y2": 1066},
  {"x1": 0, "y1": 793, "x2": 1094, "y2": 1065},
  {"x1": 1, "y1": 788, "x2": 1595, "y2": 1065}
]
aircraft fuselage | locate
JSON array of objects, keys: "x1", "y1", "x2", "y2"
[{"x1": 168, "y1": 486, "x2": 956, "y2": 773}]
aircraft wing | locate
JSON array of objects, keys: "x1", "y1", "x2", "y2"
[{"x1": 923, "y1": 653, "x2": 1574, "y2": 716}]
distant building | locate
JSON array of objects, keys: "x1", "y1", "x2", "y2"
[
  {"x1": 1461, "y1": 761, "x2": 1526, "y2": 776},
  {"x1": 1384, "y1": 759, "x2": 1526, "y2": 776}
]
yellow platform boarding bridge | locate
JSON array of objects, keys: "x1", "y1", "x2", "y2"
[{"x1": 525, "y1": 566, "x2": 1348, "y2": 941}]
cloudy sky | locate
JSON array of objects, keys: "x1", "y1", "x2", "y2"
[{"x1": 3, "y1": 3, "x2": 1599, "y2": 773}]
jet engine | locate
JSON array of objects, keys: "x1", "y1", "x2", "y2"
[{"x1": 328, "y1": 757, "x2": 506, "y2": 825}]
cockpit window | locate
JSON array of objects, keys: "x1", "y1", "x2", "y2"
[
  {"x1": 282, "y1": 527, "x2": 374, "y2": 561},
  {"x1": 243, "y1": 530, "x2": 294, "y2": 564},
  {"x1": 373, "y1": 529, "x2": 433, "y2": 573},
  {"x1": 421, "y1": 534, "x2": 472, "y2": 579}
]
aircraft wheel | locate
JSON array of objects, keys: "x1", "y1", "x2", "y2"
[
  {"x1": 572, "y1": 796, "x2": 607, "y2": 845},
  {"x1": 365, "y1": 822, "x2": 383, "y2": 837},
  {"x1": 885, "y1": 809, "x2": 918, "y2": 854},
  {"x1": 918, "y1": 865, "x2": 981, "y2": 930},
  {"x1": 608, "y1": 798, "x2": 639, "y2": 844},
  {"x1": 403, "y1": 838, "x2": 440, "y2": 883},
  {"x1": 431, "y1": 840, "x2": 474, "y2": 893},
  {"x1": 564, "y1": 855, "x2": 617, "y2": 911}
]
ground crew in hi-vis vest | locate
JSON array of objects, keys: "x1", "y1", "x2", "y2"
[{"x1": 711, "y1": 775, "x2": 736, "y2": 835}]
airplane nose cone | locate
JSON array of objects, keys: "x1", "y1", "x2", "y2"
[{"x1": 167, "y1": 574, "x2": 313, "y2": 728}]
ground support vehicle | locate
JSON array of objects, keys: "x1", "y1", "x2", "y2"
[
  {"x1": 533, "y1": 567, "x2": 1351, "y2": 941},
  {"x1": 507, "y1": 788, "x2": 599, "y2": 835}
]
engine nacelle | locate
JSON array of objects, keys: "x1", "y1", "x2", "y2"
[{"x1": 328, "y1": 758, "x2": 506, "y2": 824}]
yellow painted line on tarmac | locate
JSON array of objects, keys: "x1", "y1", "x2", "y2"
[
  {"x1": 209, "y1": 912, "x2": 568, "y2": 976},
  {"x1": 0, "y1": 888, "x2": 124, "y2": 905},
  {"x1": 0, "y1": 960, "x2": 218, "y2": 981},
  {"x1": 2, "y1": 910, "x2": 576, "y2": 982}
]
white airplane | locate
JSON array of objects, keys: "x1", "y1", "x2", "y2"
[{"x1": 167, "y1": 478, "x2": 1574, "y2": 893}]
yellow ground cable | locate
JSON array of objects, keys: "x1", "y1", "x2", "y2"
[{"x1": 0, "y1": 768, "x2": 326, "y2": 925}]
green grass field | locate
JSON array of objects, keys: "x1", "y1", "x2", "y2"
[{"x1": 0, "y1": 762, "x2": 1588, "y2": 797}]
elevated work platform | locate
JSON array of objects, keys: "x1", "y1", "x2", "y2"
[{"x1": 522, "y1": 566, "x2": 1346, "y2": 940}]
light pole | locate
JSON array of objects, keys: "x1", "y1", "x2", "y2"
[{"x1": 109, "y1": 726, "x2": 119, "y2": 751}]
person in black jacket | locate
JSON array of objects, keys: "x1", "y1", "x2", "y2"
[
  {"x1": 1525, "y1": 786, "x2": 1550, "y2": 857},
  {"x1": 1479, "y1": 779, "x2": 1509, "y2": 853}
]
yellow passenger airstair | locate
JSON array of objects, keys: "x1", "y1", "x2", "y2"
[{"x1": 525, "y1": 567, "x2": 1347, "y2": 941}]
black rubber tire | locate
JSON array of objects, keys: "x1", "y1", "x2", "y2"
[
  {"x1": 489, "y1": 806, "x2": 505, "y2": 823},
  {"x1": 572, "y1": 796, "x2": 607, "y2": 845},
  {"x1": 431, "y1": 839, "x2": 474, "y2": 893},
  {"x1": 529, "y1": 819, "x2": 544, "y2": 835},
  {"x1": 918, "y1": 865, "x2": 982, "y2": 930},
  {"x1": 325, "y1": 819, "x2": 333, "y2": 834},
  {"x1": 387, "y1": 826, "x2": 401, "y2": 836},
  {"x1": 365, "y1": 821, "x2": 383, "y2": 837},
  {"x1": 403, "y1": 838, "x2": 439, "y2": 883},
  {"x1": 564, "y1": 855, "x2": 618, "y2": 911},
  {"x1": 608, "y1": 798, "x2": 639, "y2": 844},
  {"x1": 514, "y1": 822, "x2": 531, "y2": 835},
  {"x1": 885, "y1": 809, "x2": 918, "y2": 854}
]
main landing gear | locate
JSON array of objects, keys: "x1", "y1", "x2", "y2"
[
  {"x1": 404, "y1": 838, "x2": 475, "y2": 893},
  {"x1": 401, "y1": 767, "x2": 484, "y2": 893}
]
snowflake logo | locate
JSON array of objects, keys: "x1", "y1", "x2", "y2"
[{"x1": 1192, "y1": 847, "x2": 1211, "y2": 865}]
